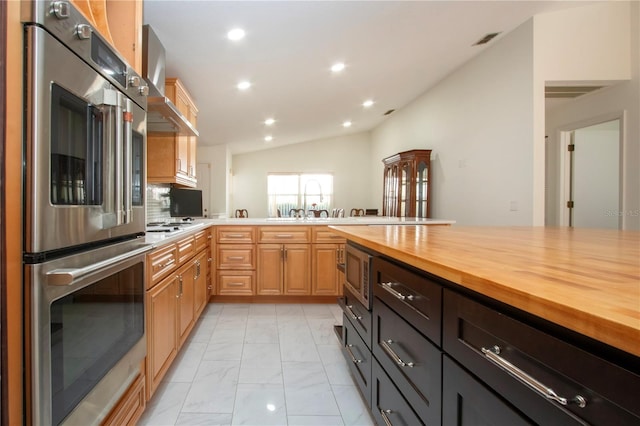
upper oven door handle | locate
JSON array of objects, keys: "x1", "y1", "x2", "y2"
[
  {"x1": 46, "y1": 244, "x2": 153, "y2": 286},
  {"x1": 94, "y1": 88, "x2": 128, "y2": 229},
  {"x1": 122, "y1": 98, "x2": 133, "y2": 224}
]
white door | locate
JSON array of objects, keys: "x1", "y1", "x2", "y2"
[
  {"x1": 568, "y1": 119, "x2": 620, "y2": 228},
  {"x1": 196, "y1": 162, "x2": 211, "y2": 218}
]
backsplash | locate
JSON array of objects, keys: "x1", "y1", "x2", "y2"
[{"x1": 147, "y1": 184, "x2": 171, "y2": 223}]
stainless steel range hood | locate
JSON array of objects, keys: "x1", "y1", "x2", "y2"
[{"x1": 143, "y1": 25, "x2": 198, "y2": 137}]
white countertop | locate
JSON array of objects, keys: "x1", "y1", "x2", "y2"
[{"x1": 142, "y1": 217, "x2": 454, "y2": 246}]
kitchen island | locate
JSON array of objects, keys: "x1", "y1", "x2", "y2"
[{"x1": 328, "y1": 225, "x2": 640, "y2": 425}]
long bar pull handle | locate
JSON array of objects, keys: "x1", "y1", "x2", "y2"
[
  {"x1": 227, "y1": 256, "x2": 245, "y2": 261},
  {"x1": 380, "y1": 409, "x2": 393, "y2": 426},
  {"x1": 228, "y1": 282, "x2": 245, "y2": 287},
  {"x1": 46, "y1": 244, "x2": 154, "y2": 285},
  {"x1": 345, "y1": 344, "x2": 362, "y2": 364},
  {"x1": 381, "y1": 282, "x2": 414, "y2": 301},
  {"x1": 481, "y1": 346, "x2": 587, "y2": 408},
  {"x1": 226, "y1": 234, "x2": 245, "y2": 238},
  {"x1": 275, "y1": 234, "x2": 293, "y2": 238},
  {"x1": 122, "y1": 98, "x2": 133, "y2": 224},
  {"x1": 381, "y1": 339, "x2": 414, "y2": 367},
  {"x1": 345, "y1": 304, "x2": 362, "y2": 321}
]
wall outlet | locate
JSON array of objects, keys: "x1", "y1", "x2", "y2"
[{"x1": 510, "y1": 200, "x2": 518, "y2": 211}]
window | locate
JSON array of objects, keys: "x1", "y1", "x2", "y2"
[{"x1": 267, "y1": 173, "x2": 333, "y2": 217}]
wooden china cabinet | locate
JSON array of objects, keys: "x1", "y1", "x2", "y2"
[{"x1": 382, "y1": 149, "x2": 432, "y2": 218}]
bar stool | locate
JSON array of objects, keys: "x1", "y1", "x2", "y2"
[
  {"x1": 234, "y1": 209, "x2": 248, "y2": 218},
  {"x1": 311, "y1": 209, "x2": 329, "y2": 218},
  {"x1": 289, "y1": 208, "x2": 305, "y2": 218},
  {"x1": 350, "y1": 208, "x2": 365, "y2": 217}
]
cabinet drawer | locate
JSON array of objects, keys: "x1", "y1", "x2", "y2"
[
  {"x1": 217, "y1": 227, "x2": 255, "y2": 243},
  {"x1": 258, "y1": 226, "x2": 310, "y2": 243},
  {"x1": 312, "y1": 226, "x2": 346, "y2": 243},
  {"x1": 443, "y1": 289, "x2": 640, "y2": 425},
  {"x1": 217, "y1": 271, "x2": 254, "y2": 295},
  {"x1": 442, "y1": 355, "x2": 530, "y2": 426},
  {"x1": 217, "y1": 246, "x2": 255, "y2": 269},
  {"x1": 371, "y1": 358, "x2": 423, "y2": 426},
  {"x1": 373, "y1": 256, "x2": 442, "y2": 346},
  {"x1": 147, "y1": 243, "x2": 177, "y2": 288},
  {"x1": 339, "y1": 287, "x2": 372, "y2": 349},
  {"x1": 343, "y1": 313, "x2": 372, "y2": 407},
  {"x1": 372, "y1": 298, "x2": 442, "y2": 424},
  {"x1": 177, "y1": 235, "x2": 196, "y2": 265},
  {"x1": 194, "y1": 229, "x2": 210, "y2": 253}
]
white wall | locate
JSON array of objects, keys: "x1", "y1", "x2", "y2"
[
  {"x1": 231, "y1": 133, "x2": 371, "y2": 217},
  {"x1": 370, "y1": 20, "x2": 536, "y2": 226},
  {"x1": 198, "y1": 144, "x2": 231, "y2": 217},
  {"x1": 545, "y1": 1, "x2": 639, "y2": 230}
]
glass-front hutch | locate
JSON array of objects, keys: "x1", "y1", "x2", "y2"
[{"x1": 382, "y1": 149, "x2": 432, "y2": 218}]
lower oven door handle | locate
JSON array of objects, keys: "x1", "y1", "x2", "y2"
[{"x1": 46, "y1": 244, "x2": 153, "y2": 285}]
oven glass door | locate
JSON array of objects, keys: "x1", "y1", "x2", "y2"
[
  {"x1": 50, "y1": 83, "x2": 103, "y2": 206},
  {"x1": 50, "y1": 262, "x2": 144, "y2": 425}
]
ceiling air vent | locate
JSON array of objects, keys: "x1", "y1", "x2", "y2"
[
  {"x1": 545, "y1": 86, "x2": 604, "y2": 98},
  {"x1": 473, "y1": 32, "x2": 501, "y2": 46},
  {"x1": 383, "y1": 109, "x2": 395, "y2": 116}
]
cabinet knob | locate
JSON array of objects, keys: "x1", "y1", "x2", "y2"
[{"x1": 138, "y1": 85, "x2": 149, "y2": 96}]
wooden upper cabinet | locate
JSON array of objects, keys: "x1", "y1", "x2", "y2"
[
  {"x1": 70, "y1": 0, "x2": 143, "y2": 73},
  {"x1": 147, "y1": 78, "x2": 199, "y2": 187},
  {"x1": 382, "y1": 149, "x2": 432, "y2": 218}
]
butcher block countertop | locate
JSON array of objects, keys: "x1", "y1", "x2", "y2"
[{"x1": 328, "y1": 225, "x2": 640, "y2": 358}]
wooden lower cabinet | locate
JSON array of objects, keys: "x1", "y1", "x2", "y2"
[
  {"x1": 177, "y1": 261, "x2": 195, "y2": 348},
  {"x1": 146, "y1": 235, "x2": 211, "y2": 401},
  {"x1": 311, "y1": 243, "x2": 344, "y2": 295},
  {"x1": 102, "y1": 369, "x2": 146, "y2": 426},
  {"x1": 146, "y1": 272, "x2": 179, "y2": 399},
  {"x1": 194, "y1": 249, "x2": 209, "y2": 318},
  {"x1": 218, "y1": 271, "x2": 255, "y2": 295},
  {"x1": 256, "y1": 244, "x2": 310, "y2": 295}
]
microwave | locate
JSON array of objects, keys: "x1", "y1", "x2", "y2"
[{"x1": 344, "y1": 244, "x2": 374, "y2": 309}]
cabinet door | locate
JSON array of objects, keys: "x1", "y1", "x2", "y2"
[
  {"x1": 443, "y1": 355, "x2": 531, "y2": 426},
  {"x1": 146, "y1": 274, "x2": 178, "y2": 399},
  {"x1": 283, "y1": 244, "x2": 310, "y2": 295},
  {"x1": 193, "y1": 250, "x2": 208, "y2": 318},
  {"x1": 177, "y1": 264, "x2": 195, "y2": 348},
  {"x1": 312, "y1": 243, "x2": 341, "y2": 295},
  {"x1": 188, "y1": 110, "x2": 197, "y2": 179},
  {"x1": 257, "y1": 244, "x2": 283, "y2": 295}
]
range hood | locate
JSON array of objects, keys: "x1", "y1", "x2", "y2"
[{"x1": 143, "y1": 25, "x2": 199, "y2": 137}]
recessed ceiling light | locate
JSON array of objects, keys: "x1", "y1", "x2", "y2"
[
  {"x1": 237, "y1": 81, "x2": 251, "y2": 91},
  {"x1": 264, "y1": 118, "x2": 275, "y2": 126},
  {"x1": 342, "y1": 121, "x2": 352, "y2": 128},
  {"x1": 227, "y1": 28, "x2": 246, "y2": 41},
  {"x1": 363, "y1": 99, "x2": 374, "y2": 108},
  {"x1": 264, "y1": 135, "x2": 273, "y2": 142},
  {"x1": 331, "y1": 62, "x2": 345, "y2": 73}
]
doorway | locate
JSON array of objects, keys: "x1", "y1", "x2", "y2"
[
  {"x1": 196, "y1": 162, "x2": 211, "y2": 218},
  {"x1": 560, "y1": 118, "x2": 622, "y2": 229}
]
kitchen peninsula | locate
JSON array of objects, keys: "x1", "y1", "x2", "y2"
[{"x1": 328, "y1": 225, "x2": 640, "y2": 425}]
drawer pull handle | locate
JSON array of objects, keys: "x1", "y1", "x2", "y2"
[
  {"x1": 154, "y1": 258, "x2": 175, "y2": 270},
  {"x1": 345, "y1": 304, "x2": 362, "y2": 321},
  {"x1": 227, "y1": 256, "x2": 245, "y2": 260},
  {"x1": 481, "y1": 346, "x2": 587, "y2": 408},
  {"x1": 381, "y1": 339, "x2": 414, "y2": 367},
  {"x1": 380, "y1": 409, "x2": 393, "y2": 426},
  {"x1": 345, "y1": 344, "x2": 362, "y2": 364},
  {"x1": 381, "y1": 282, "x2": 414, "y2": 301},
  {"x1": 228, "y1": 282, "x2": 245, "y2": 287},
  {"x1": 275, "y1": 234, "x2": 293, "y2": 238},
  {"x1": 227, "y1": 234, "x2": 245, "y2": 238}
]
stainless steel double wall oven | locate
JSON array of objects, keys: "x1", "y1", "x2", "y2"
[{"x1": 23, "y1": 2, "x2": 151, "y2": 424}]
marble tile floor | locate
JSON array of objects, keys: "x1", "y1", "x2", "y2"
[{"x1": 139, "y1": 303, "x2": 375, "y2": 426}]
